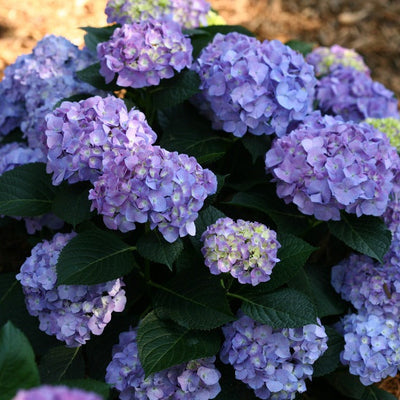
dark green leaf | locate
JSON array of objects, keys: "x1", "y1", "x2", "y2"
[
  {"x1": 137, "y1": 230, "x2": 183, "y2": 270},
  {"x1": 76, "y1": 63, "x2": 118, "y2": 91},
  {"x1": 151, "y1": 69, "x2": 201, "y2": 109},
  {"x1": 137, "y1": 311, "x2": 221, "y2": 376},
  {"x1": 241, "y1": 135, "x2": 272, "y2": 164},
  {"x1": 60, "y1": 379, "x2": 110, "y2": 399},
  {"x1": 240, "y1": 288, "x2": 318, "y2": 328},
  {"x1": 52, "y1": 183, "x2": 92, "y2": 227},
  {"x1": 39, "y1": 346, "x2": 84, "y2": 383},
  {"x1": 153, "y1": 268, "x2": 234, "y2": 330},
  {"x1": 0, "y1": 321, "x2": 40, "y2": 400},
  {"x1": 81, "y1": 25, "x2": 118, "y2": 52},
  {"x1": 328, "y1": 214, "x2": 391, "y2": 263},
  {"x1": 361, "y1": 387, "x2": 398, "y2": 400},
  {"x1": 326, "y1": 370, "x2": 369, "y2": 399},
  {"x1": 56, "y1": 229, "x2": 135, "y2": 285},
  {"x1": 0, "y1": 163, "x2": 55, "y2": 216},
  {"x1": 285, "y1": 39, "x2": 314, "y2": 56},
  {"x1": 158, "y1": 103, "x2": 230, "y2": 165},
  {"x1": 313, "y1": 326, "x2": 344, "y2": 377}
]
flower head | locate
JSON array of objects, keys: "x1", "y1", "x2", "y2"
[
  {"x1": 106, "y1": 328, "x2": 221, "y2": 400},
  {"x1": 97, "y1": 19, "x2": 192, "y2": 88},
  {"x1": 201, "y1": 217, "x2": 280, "y2": 285},
  {"x1": 16, "y1": 232, "x2": 126, "y2": 347},
  {"x1": 12, "y1": 386, "x2": 102, "y2": 400},
  {"x1": 45, "y1": 95, "x2": 157, "y2": 185},
  {"x1": 265, "y1": 114, "x2": 400, "y2": 220},
  {"x1": 192, "y1": 33, "x2": 316, "y2": 137},
  {"x1": 89, "y1": 144, "x2": 217, "y2": 242},
  {"x1": 338, "y1": 312, "x2": 400, "y2": 385},
  {"x1": 0, "y1": 35, "x2": 99, "y2": 152},
  {"x1": 316, "y1": 66, "x2": 399, "y2": 122},
  {"x1": 220, "y1": 314, "x2": 328, "y2": 399},
  {"x1": 306, "y1": 45, "x2": 370, "y2": 77}
]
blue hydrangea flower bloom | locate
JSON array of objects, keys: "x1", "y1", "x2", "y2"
[
  {"x1": 45, "y1": 95, "x2": 157, "y2": 185},
  {"x1": 316, "y1": 66, "x2": 399, "y2": 122},
  {"x1": 192, "y1": 32, "x2": 316, "y2": 137},
  {"x1": 220, "y1": 314, "x2": 328, "y2": 400},
  {"x1": 106, "y1": 329, "x2": 221, "y2": 400},
  {"x1": 16, "y1": 232, "x2": 127, "y2": 347},
  {"x1": 201, "y1": 217, "x2": 280, "y2": 285},
  {"x1": 0, "y1": 35, "x2": 99, "y2": 152},
  {"x1": 265, "y1": 115, "x2": 400, "y2": 221},
  {"x1": 331, "y1": 253, "x2": 400, "y2": 318},
  {"x1": 306, "y1": 45, "x2": 370, "y2": 77},
  {"x1": 12, "y1": 386, "x2": 102, "y2": 400},
  {"x1": 105, "y1": 0, "x2": 211, "y2": 29},
  {"x1": 97, "y1": 19, "x2": 193, "y2": 88},
  {"x1": 338, "y1": 312, "x2": 400, "y2": 386},
  {"x1": 89, "y1": 144, "x2": 217, "y2": 242}
]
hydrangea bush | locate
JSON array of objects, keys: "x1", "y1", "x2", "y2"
[{"x1": 1, "y1": 1, "x2": 400, "y2": 400}]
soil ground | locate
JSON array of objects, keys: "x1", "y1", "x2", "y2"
[{"x1": 0, "y1": 0, "x2": 399, "y2": 397}]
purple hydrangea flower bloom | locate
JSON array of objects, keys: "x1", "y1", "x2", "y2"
[
  {"x1": 201, "y1": 217, "x2": 280, "y2": 285},
  {"x1": 220, "y1": 313, "x2": 328, "y2": 399},
  {"x1": 192, "y1": 32, "x2": 316, "y2": 137},
  {"x1": 338, "y1": 312, "x2": 400, "y2": 386},
  {"x1": 45, "y1": 95, "x2": 157, "y2": 185},
  {"x1": 16, "y1": 232, "x2": 127, "y2": 347},
  {"x1": 106, "y1": 328, "x2": 221, "y2": 400},
  {"x1": 105, "y1": 0, "x2": 211, "y2": 29},
  {"x1": 316, "y1": 66, "x2": 399, "y2": 122},
  {"x1": 331, "y1": 253, "x2": 400, "y2": 318},
  {"x1": 89, "y1": 144, "x2": 217, "y2": 243},
  {"x1": 97, "y1": 19, "x2": 193, "y2": 89},
  {"x1": 12, "y1": 386, "x2": 102, "y2": 400},
  {"x1": 265, "y1": 115, "x2": 400, "y2": 221},
  {"x1": 0, "y1": 35, "x2": 99, "y2": 152},
  {"x1": 306, "y1": 45, "x2": 370, "y2": 77}
]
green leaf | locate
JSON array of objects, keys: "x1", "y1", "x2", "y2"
[
  {"x1": 153, "y1": 268, "x2": 234, "y2": 330},
  {"x1": 137, "y1": 230, "x2": 183, "y2": 270},
  {"x1": 266, "y1": 233, "x2": 316, "y2": 290},
  {"x1": 285, "y1": 39, "x2": 314, "y2": 56},
  {"x1": 52, "y1": 182, "x2": 92, "y2": 227},
  {"x1": 239, "y1": 288, "x2": 318, "y2": 328},
  {"x1": 0, "y1": 163, "x2": 55, "y2": 216},
  {"x1": 326, "y1": 370, "x2": 373, "y2": 399},
  {"x1": 151, "y1": 69, "x2": 201, "y2": 109},
  {"x1": 328, "y1": 214, "x2": 391, "y2": 263},
  {"x1": 39, "y1": 346, "x2": 84, "y2": 383},
  {"x1": 0, "y1": 321, "x2": 40, "y2": 400},
  {"x1": 241, "y1": 135, "x2": 272, "y2": 164},
  {"x1": 81, "y1": 25, "x2": 118, "y2": 52},
  {"x1": 56, "y1": 229, "x2": 135, "y2": 285},
  {"x1": 313, "y1": 326, "x2": 344, "y2": 377},
  {"x1": 190, "y1": 205, "x2": 226, "y2": 250},
  {"x1": 76, "y1": 63, "x2": 118, "y2": 91},
  {"x1": 60, "y1": 379, "x2": 110, "y2": 399},
  {"x1": 137, "y1": 311, "x2": 221, "y2": 376},
  {"x1": 361, "y1": 387, "x2": 398, "y2": 400},
  {"x1": 158, "y1": 102, "x2": 230, "y2": 165}
]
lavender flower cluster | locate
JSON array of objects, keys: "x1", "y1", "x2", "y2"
[
  {"x1": 192, "y1": 32, "x2": 316, "y2": 137},
  {"x1": 339, "y1": 313, "x2": 400, "y2": 386},
  {"x1": 365, "y1": 117, "x2": 400, "y2": 150},
  {"x1": 45, "y1": 95, "x2": 157, "y2": 185},
  {"x1": 220, "y1": 314, "x2": 328, "y2": 399},
  {"x1": 89, "y1": 144, "x2": 217, "y2": 242},
  {"x1": 105, "y1": 329, "x2": 221, "y2": 400},
  {"x1": 306, "y1": 45, "x2": 370, "y2": 77},
  {"x1": 265, "y1": 114, "x2": 400, "y2": 221},
  {"x1": 316, "y1": 66, "x2": 399, "y2": 122},
  {"x1": 0, "y1": 35, "x2": 98, "y2": 153},
  {"x1": 105, "y1": 0, "x2": 211, "y2": 29},
  {"x1": 16, "y1": 232, "x2": 126, "y2": 347},
  {"x1": 97, "y1": 19, "x2": 192, "y2": 89},
  {"x1": 12, "y1": 386, "x2": 102, "y2": 400},
  {"x1": 201, "y1": 217, "x2": 280, "y2": 286}
]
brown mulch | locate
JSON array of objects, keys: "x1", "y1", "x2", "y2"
[{"x1": 0, "y1": 0, "x2": 399, "y2": 398}]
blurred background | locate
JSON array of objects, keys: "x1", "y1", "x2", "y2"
[
  {"x1": 0, "y1": 0, "x2": 399, "y2": 96},
  {"x1": 0, "y1": 0, "x2": 399, "y2": 397}
]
